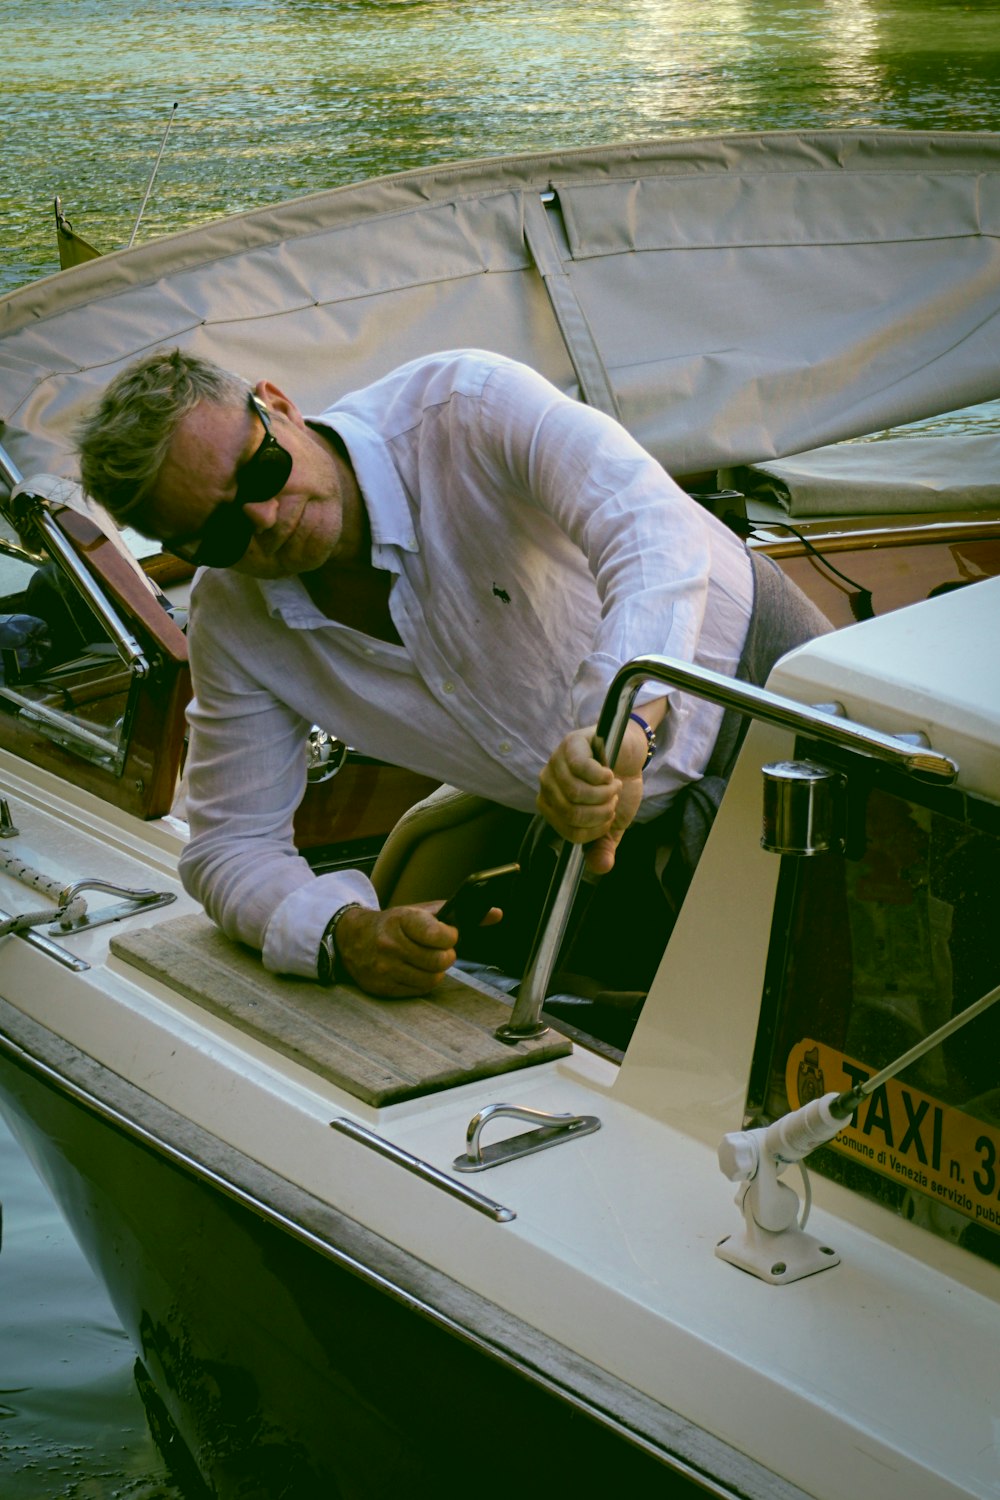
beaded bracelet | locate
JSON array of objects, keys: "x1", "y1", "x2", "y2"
[{"x1": 629, "y1": 711, "x2": 657, "y2": 769}]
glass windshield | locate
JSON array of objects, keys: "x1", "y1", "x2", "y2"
[{"x1": 753, "y1": 771, "x2": 1000, "y2": 1262}]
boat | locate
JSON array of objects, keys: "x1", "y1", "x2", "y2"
[{"x1": 2, "y1": 129, "x2": 1000, "y2": 1497}]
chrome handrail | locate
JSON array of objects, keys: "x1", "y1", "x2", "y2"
[
  {"x1": 0, "y1": 436, "x2": 22, "y2": 493},
  {"x1": 496, "y1": 653, "x2": 958, "y2": 1042}
]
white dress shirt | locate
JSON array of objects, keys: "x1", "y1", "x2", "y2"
[{"x1": 179, "y1": 350, "x2": 753, "y2": 976}]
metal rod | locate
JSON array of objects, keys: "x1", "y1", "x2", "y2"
[
  {"x1": 330, "y1": 1119, "x2": 516, "y2": 1222},
  {"x1": 0, "y1": 437, "x2": 24, "y2": 493},
  {"x1": 497, "y1": 688, "x2": 635, "y2": 1043},
  {"x1": 127, "y1": 102, "x2": 177, "y2": 249},
  {"x1": 832, "y1": 980, "x2": 1000, "y2": 1118},
  {"x1": 0, "y1": 907, "x2": 90, "y2": 970},
  {"x1": 4, "y1": 692, "x2": 121, "y2": 762},
  {"x1": 497, "y1": 653, "x2": 959, "y2": 1043},
  {"x1": 597, "y1": 656, "x2": 958, "y2": 783}
]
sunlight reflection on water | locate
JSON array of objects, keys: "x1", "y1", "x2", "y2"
[
  {"x1": 857, "y1": 399, "x2": 1000, "y2": 441},
  {"x1": 3, "y1": 0, "x2": 1000, "y2": 292}
]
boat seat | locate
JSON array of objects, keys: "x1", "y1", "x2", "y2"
[
  {"x1": 370, "y1": 787, "x2": 660, "y2": 1046},
  {"x1": 371, "y1": 783, "x2": 529, "y2": 908}
]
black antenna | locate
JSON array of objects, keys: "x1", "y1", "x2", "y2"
[{"x1": 831, "y1": 979, "x2": 1000, "y2": 1119}]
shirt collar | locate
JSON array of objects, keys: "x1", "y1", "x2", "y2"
[{"x1": 307, "y1": 411, "x2": 419, "y2": 555}]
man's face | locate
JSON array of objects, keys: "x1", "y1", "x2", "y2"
[{"x1": 148, "y1": 387, "x2": 352, "y2": 578}]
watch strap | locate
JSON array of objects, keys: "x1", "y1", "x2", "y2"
[{"x1": 316, "y1": 902, "x2": 363, "y2": 985}]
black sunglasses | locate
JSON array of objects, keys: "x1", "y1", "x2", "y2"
[{"x1": 163, "y1": 391, "x2": 293, "y2": 568}]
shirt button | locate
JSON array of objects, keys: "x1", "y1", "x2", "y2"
[
  {"x1": 498, "y1": 741, "x2": 512, "y2": 754},
  {"x1": 442, "y1": 681, "x2": 456, "y2": 694}
]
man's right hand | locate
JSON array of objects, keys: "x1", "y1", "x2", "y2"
[
  {"x1": 536, "y1": 703, "x2": 666, "y2": 875},
  {"x1": 333, "y1": 903, "x2": 459, "y2": 997}
]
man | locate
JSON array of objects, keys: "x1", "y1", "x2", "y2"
[{"x1": 77, "y1": 346, "x2": 829, "y2": 999}]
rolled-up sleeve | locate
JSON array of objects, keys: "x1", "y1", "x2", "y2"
[
  {"x1": 178, "y1": 578, "x2": 377, "y2": 977},
  {"x1": 475, "y1": 360, "x2": 740, "y2": 732}
]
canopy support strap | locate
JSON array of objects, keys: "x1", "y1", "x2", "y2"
[{"x1": 522, "y1": 191, "x2": 622, "y2": 421}]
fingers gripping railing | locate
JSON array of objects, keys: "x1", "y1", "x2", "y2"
[{"x1": 495, "y1": 654, "x2": 958, "y2": 1043}]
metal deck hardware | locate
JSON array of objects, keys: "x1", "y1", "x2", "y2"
[
  {"x1": 497, "y1": 652, "x2": 959, "y2": 1044},
  {"x1": 716, "y1": 978, "x2": 1000, "y2": 1282},
  {"x1": 48, "y1": 879, "x2": 175, "y2": 934},
  {"x1": 453, "y1": 1103, "x2": 601, "y2": 1172},
  {"x1": 0, "y1": 799, "x2": 18, "y2": 839},
  {"x1": 0, "y1": 907, "x2": 91, "y2": 970},
  {"x1": 0, "y1": 826, "x2": 175, "y2": 958}
]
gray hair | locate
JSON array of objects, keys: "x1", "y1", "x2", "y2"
[{"x1": 76, "y1": 348, "x2": 248, "y2": 529}]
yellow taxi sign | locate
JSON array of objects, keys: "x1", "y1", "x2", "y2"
[{"x1": 786, "y1": 1039, "x2": 1000, "y2": 1234}]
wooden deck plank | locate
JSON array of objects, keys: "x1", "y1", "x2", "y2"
[{"x1": 110, "y1": 913, "x2": 569, "y2": 1106}]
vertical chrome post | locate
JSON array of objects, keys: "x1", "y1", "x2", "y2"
[{"x1": 496, "y1": 667, "x2": 646, "y2": 1043}]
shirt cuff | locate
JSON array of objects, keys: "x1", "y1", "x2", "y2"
[{"x1": 261, "y1": 867, "x2": 379, "y2": 977}]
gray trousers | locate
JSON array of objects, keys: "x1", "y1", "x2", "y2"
[{"x1": 671, "y1": 547, "x2": 834, "y2": 877}]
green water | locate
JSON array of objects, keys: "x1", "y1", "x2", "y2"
[
  {"x1": 0, "y1": 1114, "x2": 182, "y2": 1498},
  {"x1": 1, "y1": 0, "x2": 1000, "y2": 1494},
  {"x1": 3, "y1": 0, "x2": 1000, "y2": 294}
]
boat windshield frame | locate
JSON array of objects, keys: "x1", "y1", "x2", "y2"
[{"x1": 0, "y1": 491, "x2": 189, "y2": 818}]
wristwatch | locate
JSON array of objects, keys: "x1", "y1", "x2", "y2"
[{"x1": 316, "y1": 902, "x2": 362, "y2": 986}]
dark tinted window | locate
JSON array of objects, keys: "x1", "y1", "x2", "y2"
[{"x1": 753, "y1": 777, "x2": 1000, "y2": 1261}]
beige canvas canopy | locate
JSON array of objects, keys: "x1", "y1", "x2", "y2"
[
  {"x1": 2, "y1": 129, "x2": 999, "y2": 490},
  {"x1": 725, "y1": 426, "x2": 1000, "y2": 516}
]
